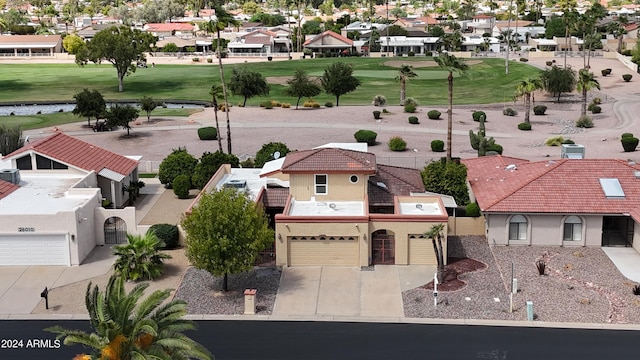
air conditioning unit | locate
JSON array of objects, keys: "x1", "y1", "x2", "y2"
[
  {"x1": 0, "y1": 169, "x2": 20, "y2": 184},
  {"x1": 561, "y1": 144, "x2": 585, "y2": 159}
]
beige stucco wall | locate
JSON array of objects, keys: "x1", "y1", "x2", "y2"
[
  {"x1": 448, "y1": 216, "x2": 485, "y2": 236},
  {"x1": 369, "y1": 221, "x2": 447, "y2": 266},
  {"x1": 94, "y1": 207, "x2": 138, "y2": 246},
  {"x1": 487, "y1": 213, "x2": 603, "y2": 247},
  {"x1": 633, "y1": 221, "x2": 640, "y2": 253},
  {"x1": 289, "y1": 173, "x2": 367, "y2": 201}
]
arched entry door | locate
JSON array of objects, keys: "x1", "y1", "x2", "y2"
[
  {"x1": 104, "y1": 217, "x2": 127, "y2": 244},
  {"x1": 372, "y1": 229, "x2": 395, "y2": 265}
]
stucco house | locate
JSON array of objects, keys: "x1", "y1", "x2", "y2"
[
  {"x1": 227, "y1": 29, "x2": 291, "y2": 56},
  {"x1": 0, "y1": 133, "x2": 142, "y2": 266},
  {"x1": 463, "y1": 155, "x2": 640, "y2": 255},
  {"x1": 0, "y1": 35, "x2": 62, "y2": 57},
  {"x1": 303, "y1": 30, "x2": 355, "y2": 55}
]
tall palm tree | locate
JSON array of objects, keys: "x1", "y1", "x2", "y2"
[
  {"x1": 514, "y1": 77, "x2": 542, "y2": 123},
  {"x1": 576, "y1": 68, "x2": 600, "y2": 117},
  {"x1": 395, "y1": 64, "x2": 417, "y2": 105},
  {"x1": 425, "y1": 223, "x2": 446, "y2": 283},
  {"x1": 46, "y1": 275, "x2": 213, "y2": 360},
  {"x1": 210, "y1": 84, "x2": 224, "y2": 152},
  {"x1": 434, "y1": 53, "x2": 468, "y2": 162}
]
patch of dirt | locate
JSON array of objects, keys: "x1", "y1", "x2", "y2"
[
  {"x1": 422, "y1": 257, "x2": 488, "y2": 292},
  {"x1": 383, "y1": 60, "x2": 483, "y2": 68}
]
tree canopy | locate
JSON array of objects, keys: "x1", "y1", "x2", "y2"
[
  {"x1": 320, "y1": 62, "x2": 361, "y2": 106},
  {"x1": 191, "y1": 151, "x2": 240, "y2": 189},
  {"x1": 285, "y1": 68, "x2": 322, "y2": 109},
  {"x1": 421, "y1": 158, "x2": 470, "y2": 206},
  {"x1": 541, "y1": 65, "x2": 576, "y2": 102},
  {"x1": 139, "y1": 96, "x2": 158, "y2": 122},
  {"x1": 72, "y1": 88, "x2": 106, "y2": 127},
  {"x1": 228, "y1": 67, "x2": 270, "y2": 106},
  {"x1": 75, "y1": 26, "x2": 156, "y2": 92},
  {"x1": 182, "y1": 189, "x2": 274, "y2": 291},
  {"x1": 158, "y1": 147, "x2": 198, "y2": 188},
  {"x1": 254, "y1": 142, "x2": 292, "y2": 168},
  {"x1": 104, "y1": 103, "x2": 140, "y2": 136}
]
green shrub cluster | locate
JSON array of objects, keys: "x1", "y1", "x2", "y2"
[
  {"x1": 518, "y1": 122, "x2": 532, "y2": 131},
  {"x1": 465, "y1": 202, "x2": 481, "y2": 217},
  {"x1": 260, "y1": 100, "x2": 273, "y2": 109},
  {"x1": 198, "y1": 127, "x2": 218, "y2": 140},
  {"x1": 519, "y1": 58, "x2": 528, "y2": 62},
  {"x1": 430, "y1": 139, "x2": 445, "y2": 152},
  {"x1": 622, "y1": 74, "x2": 633, "y2": 82},
  {"x1": 503, "y1": 107, "x2": 518, "y2": 116},
  {"x1": 427, "y1": 110, "x2": 441, "y2": 120},
  {"x1": 372, "y1": 94, "x2": 387, "y2": 106},
  {"x1": 601, "y1": 69, "x2": 611, "y2": 76},
  {"x1": 622, "y1": 133, "x2": 639, "y2": 152},
  {"x1": 354, "y1": 130, "x2": 378, "y2": 145},
  {"x1": 172, "y1": 174, "x2": 191, "y2": 199},
  {"x1": 404, "y1": 104, "x2": 416, "y2": 113},
  {"x1": 325, "y1": 101, "x2": 334, "y2": 107},
  {"x1": 545, "y1": 136, "x2": 571, "y2": 146},
  {"x1": 408, "y1": 116, "x2": 419, "y2": 124},
  {"x1": 533, "y1": 105, "x2": 547, "y2": 115},
  {"x1": 575, "y1": 115, "x2": 594, "y2": 128},
  {"x1": 590, "y1": 105, "x2": 602, "y2": 114},
  {"x1": 486, "y1": 143, "x2": 503, "y2": 155},
  {"x1": 472, "y1": 111, "x2": 486, "y2": 122},
  {"x1": 388, "y1": 136, "x2": 407, "y2": 151},
  {"x1": 147, "y1": 223, "x2": 180, "y2": 250}
]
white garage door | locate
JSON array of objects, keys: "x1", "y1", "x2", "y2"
[
  {"x1": 0, "y1": 235, "x2": 69, "y2": 266},
  {"x1": 289, "y1": 236, "x2": 358, "y2": 266}
]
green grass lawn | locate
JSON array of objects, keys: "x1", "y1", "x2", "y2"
[{"x1": 0, "y1": 58, "x2": 540, "y2": 107}]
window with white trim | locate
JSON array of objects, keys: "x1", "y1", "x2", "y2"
[
  {"x1": 563, "y1": 216, "x2": 582, "y2": 241},
  {"x1": 315, "y1": 174, "x2": 328, "y2": 195},
  {"x1": 509, "y1": 215, "x2": 528, "y2": 241}
]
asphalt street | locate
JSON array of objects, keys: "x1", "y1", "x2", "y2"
[{"x1": 0, "y1": 320, "x2": 637, "y2": 360}]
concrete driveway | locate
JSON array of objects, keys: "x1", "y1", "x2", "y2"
[{"x1": 272, "y1": 265, "x2": 435, "y2": 318}]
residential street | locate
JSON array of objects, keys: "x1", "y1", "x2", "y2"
[{"x1": 1, "y1": 320, "x2": 637, "y2": 360}]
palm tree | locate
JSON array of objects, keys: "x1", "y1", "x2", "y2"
[
  {"x1": 46, "y1": 275, "x2": 213, "y2": 360},
  {"x1": 576, "y1": 68, "x2": 600, "y2": 117},
  {"x1": 514, "y1": 77, "x2": 542, "y2": 123},
  {"x1": 425, "y1": 223, "x2": 446, "y2": 283},
  {"x1": 434, "y1": 53, "x2": 468, "y2": 162},
  {"x1": 395, "y1": 64, "x2": 417, "y2": 105},
  {"x1": 113, "y1": 232, "x2": 171, "y2": 281},
  {"x1": 210, "y1": 84, "x2": 224, "y2": 152}
]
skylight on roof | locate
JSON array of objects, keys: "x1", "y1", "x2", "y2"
[{"x1": 599, "y1": 178, "x2": 625, "y2": 198}]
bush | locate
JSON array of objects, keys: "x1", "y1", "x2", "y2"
[
  {"x1": 382, "y1": 108, "x2": 390, "y2": 114},
  {"x1": 240, "y1": 158, "x2": 255, "y2": 168},
  {"x1": 354, "y1": 130, "x2": 378, "y2": 145},
  {"x1": 260, "y1": 100, "x2": 273, "y2": 109},
  {"x1": 486, "y1": 143, "x2": 503, "y2": 155},
  {"x1": 404, "y1": 97, "x2": 418, "y2": 107},
  {"x1": 536, "y1": 260, "x2": 546, "y2": 276},
  {"x1": 254, "y1": 142, "x2": 291, "y2": 168},
  {"x1": 172, "y1": 174, "x2": 191, "y2": 199},
  {"x1": 519, "y1": 57, "x2": 528, "y2": 62},
  {"x1": 191, "y1": 151, "x2": 240, "y2": 189},
  {"x1": 373, "y1": 110, "x2": 381, "y2": 119},
  {"x1": 633, "y1": 285, "x2": 640, "y2": 296},
  {"x1": 533, "y1": 105, "x2": 547, "y2": 115},
  {"x1": 472, "y1": 111, "x2": 486, "y2": 122},
  {"x1": 575, "y1": 115, "x2": 594, "y2": 128},
  {"x1": 197, "y1": 126, "x2": 218, "y2": 140},
  {"x1": 325, "y1": 101, "x2": 333, "y2": 108},
  {"x1": 372, "y1": 94, "x2": 387, "y2": 106},
  {"x1": 147, "y1": 223, "x2": 180, "y2": 250},
  {"x1": 192, "y1": 57, "x2": 200, "y2": 62},
  {"x1": 404, "y1": 103, "x2": 416, "y2": 113},
  {"x1": 303, "y1": 99, "x2": 320, "y2": 108},
  {"x1": 546, "y1": 61, "x2": 553, "y2": 66},
  {"x1": 281, "y1": 103, "x2": 291, "y2": 108},
  {"x1": 518, "y1": 122, "x2": 532, "y2": 130},
  {"x1": 427, "y1": 110, "x2": 441, "y2": 120},
  {"x1": 622, "y1": 74, "x2": 633, "y2": 82},
  {"x1": 587, "y1": 102, "x2": 595, "y2": 111},
  {"x1": 113, "y1": 233, "x2": 171, "y2": 281},
  {"x1": 206, "y1": 58, "x2": 213, "y2": 63},
  {"x1": 431, "y1": 139, "x2": 445, "y2": 152},
  {"x1": 621, "y1": 132, "x2": 634, "y2": 139},
  {"x1": 562, "y1": 139, "x2": 575, "y2": 144},
  {"x1": 388, "y1": 136, "x2": 407, "y2": 151},
  {"x1": 622, "y1": 136, "x2": 639, "y2": 152},
  {"x1": 408, "y1": 116, "x2": 419, "y2": 124},
  {"x1": 503, "y1": 107, "x2": 518, "y2": 116},
  {"x1": 408, "y1": 51, "x2": 415, "y2": 57},
  {"x1": 465, "y1": 202, "x2": 481, "y2": 217},
  {"x1": 590, "y1": 105, "x2": 601, "y2": 114},
  {"x1": 591, "y1": 97, "x2": 602, "y2": 105},
  {"x1": 601, "y1": 69, "x2": 611, "y2": 76},
  {"x1": 158, "y1": 148, "x2": 198, "y2": 188},
  {"x1": 545, "y1": 136, "x2": 567, "y2": 146}
]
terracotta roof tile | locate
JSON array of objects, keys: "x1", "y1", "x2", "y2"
[
  {"x1": 303, "y1": 30, "x2": 353, "y2": 46},
  {"x1": 4, "y1": 133, "x2": 138, "y2": 176},
  {"x1": 281, "y1": 148, "x2": 376, "y2": 174},
  {"x1": 145, "y1": 23, "x2": 194, "y2": 32},
  {"x1": 368, "y1": 165, "x2": 424, "y2": 206},
  {"x1": 0, "y1": 179, "x2": 19, "y2": 200},
  {"x1": 464, "y1": 156, "x2": 640, "y2": 215},
  {"x1": 261, "y1": 187, "x2": 289, "y2": 208}
]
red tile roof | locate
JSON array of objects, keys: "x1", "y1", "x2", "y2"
[
  {"x1": 281, "y1": 148, "x2": 376, "y2": 174},
  {"x1": 145, "y1": 23, "x2": 194, "y2": 32},
  {"x1": 0, "y1": 179, "x2": 19, "y2": 200},
  {"x1": 368, "y1": 165, "x2": 424, "y2": 206},
  {"x1": 303, "y1": 30, "x2": 353, "y2": 46},
  {"x1": 261, "y1": 187, "x2": 289, "y2": 208},
  {"x1": 464, "y1": 156, "x2": 640, "y2": 215},
  {"x1": 4, "y1": 133, "x2": 138, "y2": 176}
]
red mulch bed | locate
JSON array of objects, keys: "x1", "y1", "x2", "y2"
[{"x1": 422, "y1": 257, "x2": 488, "y2": 292}]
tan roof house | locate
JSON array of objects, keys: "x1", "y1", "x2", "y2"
[
  {"x1": 303, "y1": 30, "x2": 355, "y2": 55},
  {"x1": 0, "y1": 34, "x2": 62, "y2": 57},
  {"x1": 227, "y1": 29, "x2": 291, "y2": 55},
  {"x1": 463, "y1": 154, "x2": 640, "y2": 254}
]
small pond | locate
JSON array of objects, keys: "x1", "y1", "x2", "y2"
[{"x1": 0, "y1": 103, "x2": 205, "y2": 116}]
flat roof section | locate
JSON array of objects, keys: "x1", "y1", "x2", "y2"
[
  {"x1": 289, "y1": 199, "x2": 365, "y2": 216},
  {"x1": 217, "y1": 168, "x2": 289, "y2": 200},
  {"x1": 0, "y1": 172, "x2": 95, "y2": 215},
  {"x1": 398, "y1": 199, "x2": 445, "y2": 216}
]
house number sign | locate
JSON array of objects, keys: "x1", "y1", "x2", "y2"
[{"x1": 18, "y1": 227, "x2": 35, "y2": 232}]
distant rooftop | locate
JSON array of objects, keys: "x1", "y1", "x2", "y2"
[
  {"x1": 398, "y1": 198, "x2": 445, "y2": 216},
  {"x1": 288, "y1": 199, "x2": 365, "y2": 216},
  {"x1": 216, "y1": 168, "x2": 288, "y2": 200}
]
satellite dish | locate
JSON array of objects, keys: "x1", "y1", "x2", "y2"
[{"x1": 273, "y1": 151, "x2": 281, "y2": 160}]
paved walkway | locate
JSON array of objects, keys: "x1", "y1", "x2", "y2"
[{"x1": 602, "y1": 247, "x2": 640, "y2": 282}]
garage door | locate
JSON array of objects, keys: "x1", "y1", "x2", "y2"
[
  {"x1": 0, "y1": 235, "x2": 69, "y2": 266},
  {"x1": 408, "y1": 235, "x2": 436, "y2": 265},
  {"x1": 289, "y1": 236, "x2": 358, "y2": 266}
]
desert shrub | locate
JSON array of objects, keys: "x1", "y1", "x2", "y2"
[
  {"x1": 158, "y1": 148, "x2": 198, "y2": 188},
  {"x1": 621, "y1": 136, "x2": 639, "y2": 152},
  {"x1": 575, "y1": 115, "x2": 593, "y2": 128},
  {"x1": 486, "y1": 143, "x2": 503, "y2": 155},
  {"x1": 546, "y1": 61, "x2": 553, "y2": 66},
  {"x1": 427, "y1": 110, "x2": 441, "y2": 119},
  {"x1": 206, "y1": 58, "x2": 213, "y2": 63},
  {"x1": 373, "y1": 110, "x2": 381, "y2": 119},
  {"x1": 254, "y1": 142, "x2": 291, "y2": 168},
  {"x1": 303, "y1": 99, "x2": 320, "y2": 108},
  {"x1": 192, "y1": 57, "x2": 200, "y2": 62},
  {"x1": 591, "y1": 97, "x2": 602, "y2": 105},
  {"x1": 545, "y1": 136, "x2": 566, "y2": 146},
  {"x1": 404, "y1": 104, "x2": 416, "y2": 113},
  {"x1": 465, "y1": 202, "x2": 481, "y2": 217},
  {"x1": 431, "y1": 139, "x2": 445, "y2": 152},
  {"x1": 172, "y1": 174, "x2": 191, "y2": 199},
  {"x1": 147, "y1": 223, "x2": 180, "y2": 250},
  {"x1": 562, "y1": 139, "x2": 575, "y2": 144},
  {"x1": 601, "y1": 69, "x2": 611, "y2": 76},
  {"x1": 533, "y1": 105, "x2": 547, "y2": 115},
  {"x1": 240, "y1": 158, "x2": 255, "y2": 168},
  {"x1": 197, "y1": 127, "x2": 217, "y2": 140},
  {"x1": 633, "y1": 285, "x2": 640, "y2": 296},
  {"x1": 404, "y1": 97, "x2": 418, "y2": 107},
  {"x1": 621, "y1": 132, "x2": 634, "y2": 138},
  {"x1": 354, "y1": 130, "x2": 378, "y2": 145},
  {"x1": 408, "y1": 116, "x2": 419, "y2": 124},
  {"x1": 260, "y1": 100, "x2": 273, "y2": 109},
  {"x1": 520, "y1": 57, "x2": 528, "y2": 62},
  {"x1": 325, "y1": 101, "x2": 333, "y2": 107},
  {"x1": 382, "y1": 108, "x2": 390, "y2": 114},
  {"x1": 472, "y1": 111, "x2": 486, "y2": 122},
  {"x1": 372, "y1": 94, "x2": 387, "y2": 106},
  {"x1": 590, "y1": 105, "x2": 601, "y2": 114},
  {"x1": 503, "y1": 107, "x2": 518, "y2": 116},
  {"x1": 388, "y1": 136, "x2": 407, "y2": 151},
  {"x1": 281, "y1": 103, "x2": 291, "y2": 108},
  {"x1": 622, "y1": 74, "x2": 633, "y2": 82},
  {"x1": 270, "y1": 100, "x2": 282, "y2": 107},
  {"x1": 408, "y1": 51, "x2": 415, "y2": 57},
  {"x1": 587, "y1": 102, "x2": 595, "y2": 111},
  {"x1": 518, "y1": 122, "x2": 532, "y2": 131},
  {"x1": 536, "y1": 260, "x2": 546, "y2": 275}
]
